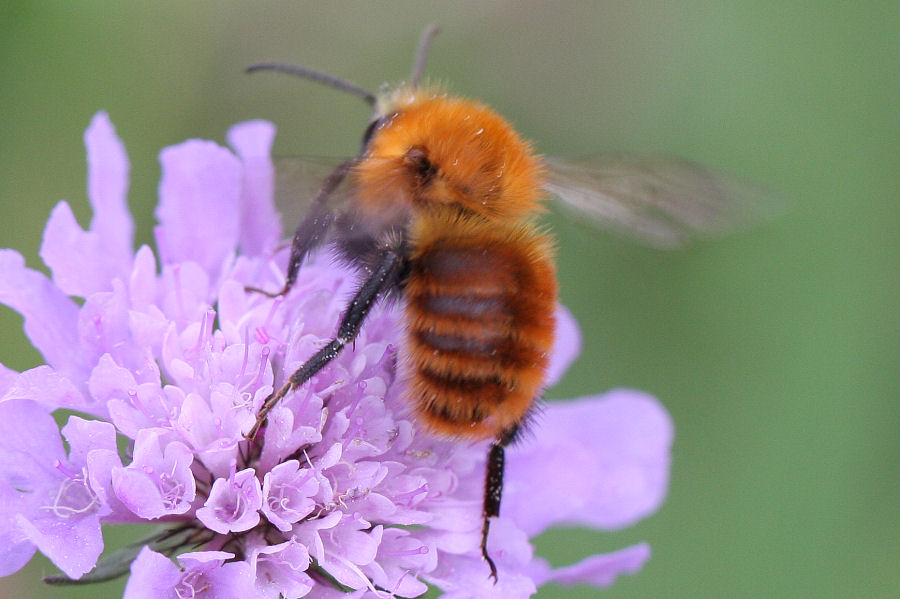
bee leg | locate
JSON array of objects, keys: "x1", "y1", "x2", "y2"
[
  {"x1": 248, "y1": 241, "x2": 405, "y2": 439},
  {"x1": 481, "y1": 424, "x2": 520, "y2": 582},
  {"x1": 245, "y1": 206, "x2": 334, "y2": 298},
  {"x1": 245, "y1": 158, "x2": 355, "y2": 298}
]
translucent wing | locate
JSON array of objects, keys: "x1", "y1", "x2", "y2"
[
  {"x1": 251, "y1": 156, "x2": 359, "y2": 296},
  {"x1": 273, "y1": 156, "x2": 357, "y2": 232},
  {"x1": 543, "y1": 155, "x2": 780, "y2": 248}
]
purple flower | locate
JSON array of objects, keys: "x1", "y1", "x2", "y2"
[
  {"x1": 197, "y1": 467, "x2": 264, "y2": 534},
  {"x1": 0, "y1": 400, "x2": 118, "y2": 578},
  {"x1": 125, "y1": 548, "x2": 256, "y2": 599},
  {"x1": 112, "y1": 428, "x2": 196, "y2": 519},
  {"x1": 0, "y1": 112, "x2": 673, "y2": 597},
  {"x1": 261, "y1": 460, "x2": 319, "y2": 531}
]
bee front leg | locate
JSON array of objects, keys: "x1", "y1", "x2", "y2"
[
  {"x1": 245, "y1": 158, "x2": 355, "y2": 298},
  {"x1": 247, "y1": 241, "x2": 406, "y2": 440},
  {"x1": 245, "y1": 206, "x2": 334, "y2": 298}
]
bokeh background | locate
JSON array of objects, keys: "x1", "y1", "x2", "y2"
[{"x1": 1, "y1": 2, "x2": 897, "y2": 598}]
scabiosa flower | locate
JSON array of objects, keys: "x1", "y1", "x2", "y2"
[{"x1": 0, "y1": 112, "x2": 673, "y2": 598}]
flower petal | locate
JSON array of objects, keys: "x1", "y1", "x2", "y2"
[
  {"x1": 39, "y1": 113, "x2": 133, "y2": 297},
  {"x1": 0, "y1": 365, "x2": 88, "y2": 412},
  {"x1": 0, "y1": 522, "x2": 34, "y2": 577},
  {"x1": 0, "y1": 399, "x2": 64, "y2": 483},
  {"x1": 154, "y1": 139, "x2": 242, "y2": 276},
  {"x1": 0, "y1": 250, "x2": 86, "y2": 379},
  {"x1": 226, "y1": 120, "x2": 281, "y2": 256},
  {"x1": 176, "y1": 551, "x2": 257, "y2": 599},
  {"x1": 15, "y1": 511, "x2": 103, "y2": 579},
  {"x1": 0, "y1": 364, "x2": 16, "y2": 397},
  {"x1": 123, "y1": 547, "x2": 182, "y2": 599},
  {"x1": 40, "y1": 201, "x2": 111, "y2": 296},
  {"x1": 545, "y1": 304, "x2": 581, "y2": 387},
  {"x1": 196, "y1": 468, "x2": 262, "y2": 534},
  {"x1": 85, "y1": 112, "x2": 133, "y2": 263},
  {"x1": 531, "y1": 542, "x2": 651, "y2": 588},
  {"x1": 505, "y1": 389, "x2": 673, "y2": 536},
  {"x1": 0, "y1": 399, "x2": 62, "y2": 576},
  {"x1": 248, "y1": 538, "x2": 314, "y2": 599},
  {"x1": 113, "y1": 429, "x2": 195, "y2": 519},
  {"x1": 61, "y1": 415, "x2": 118, "y2": 468}
]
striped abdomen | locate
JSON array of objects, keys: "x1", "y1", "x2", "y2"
[{"x1": 403, "y1": 212, "x2": 557, "y2": 440}]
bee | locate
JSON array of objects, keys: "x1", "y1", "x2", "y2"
[{"x1": 247, "y1": 25, "x2": 767, "y2": 579}]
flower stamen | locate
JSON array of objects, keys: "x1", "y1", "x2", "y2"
[{"x1": 43, "y1": 465, "x2": 100, "y2": 518}]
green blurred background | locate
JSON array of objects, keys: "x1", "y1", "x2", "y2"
[{"x1": 1, "y1": 2, "x2": 897, "y2": 598}]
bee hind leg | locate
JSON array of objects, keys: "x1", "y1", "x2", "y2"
[{"x1": 481, "y1": 424, "x2": 522, "y2": 582}]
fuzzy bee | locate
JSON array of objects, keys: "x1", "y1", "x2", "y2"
[{"x1": 247, "y1": 25, "x2": 767, "y2": 579}]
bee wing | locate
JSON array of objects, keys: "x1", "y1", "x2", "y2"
[
  {"x1": 273, "y1": 156, "x2": 357, "y2": 232},
  {"x1": 543, "y1": 155, "x2": 781, "y2": 248}
]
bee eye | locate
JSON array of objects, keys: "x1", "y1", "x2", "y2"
[
  {"x1": 404, "y1": 146, "x2": 437, "y2": 182},
  {"x1": 360, "y1": 117, "x2": 386, "y2": 151}
]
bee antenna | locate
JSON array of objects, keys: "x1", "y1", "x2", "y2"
[
  {"x1": 246, "y1": 62, "x2": 377, "y2": 106},
  {"x1": 410, "y1": 24, "x2": 441, "y2": 89}
]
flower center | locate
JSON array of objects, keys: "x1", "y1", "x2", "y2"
[{"x1": 46, "y1": 464, "x2": 99, "y2": 518}]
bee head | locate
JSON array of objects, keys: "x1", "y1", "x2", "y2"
[{"x1": 358, "y1": 90, "x2": 545, "y2": 220}]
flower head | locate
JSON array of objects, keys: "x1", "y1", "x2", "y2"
[{"x1": 0, "y1": 112, "x2": 673, "y2": 597}]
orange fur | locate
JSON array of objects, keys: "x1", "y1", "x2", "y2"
[
  {"x1": 345, "y1": 87, "x2": 557, "y2": 441},
  {"x1": 354, "y1": 87, "x2": 546, "y2": 224},
  {"x1": 401, "y1": 207, "x2": 556, "y2": 440}
]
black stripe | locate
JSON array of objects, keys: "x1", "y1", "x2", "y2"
[
  {"x1": 419, "y1": 248, "x2": 505, "y2": 280},
  {"x1": 424, "y1": 294, "x2": 506, "y2": 319},
  {"x1": 416, "y1": 329, "x2": 502, "y2": 356},
  {"x1": 422, "y1": 395, "x2": 487, "y2": 424},
  {"x1": 418, "y1": 368, "x2": 510, "y2": 410}
]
